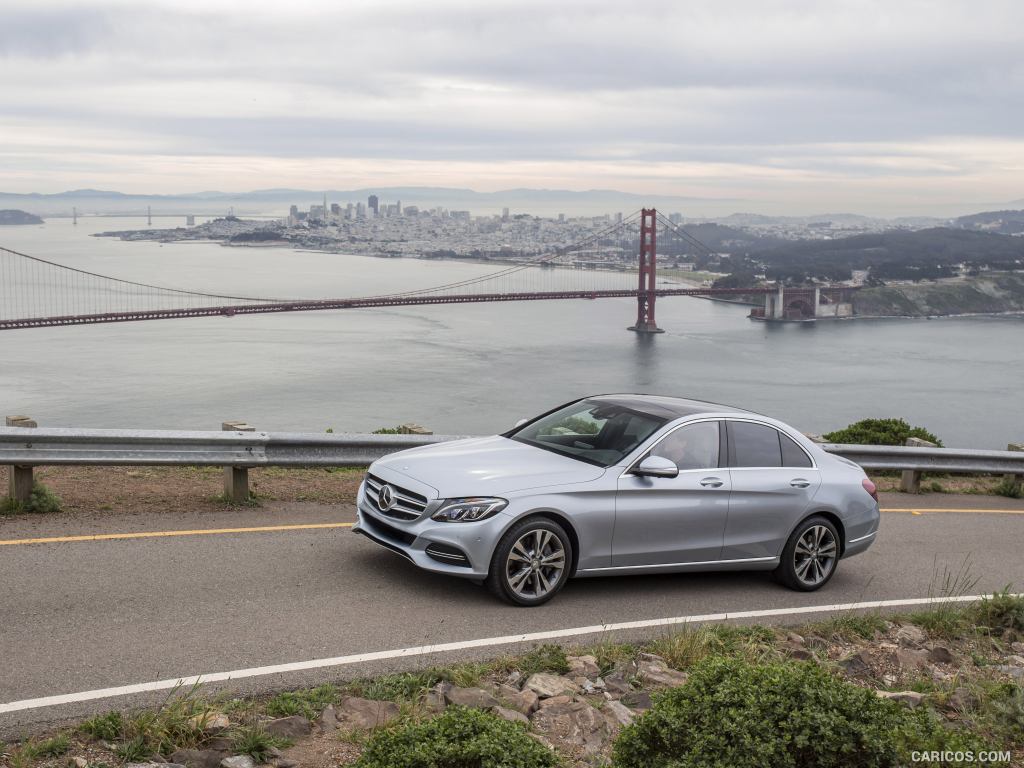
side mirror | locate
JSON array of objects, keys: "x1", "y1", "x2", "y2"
[
  {"x1": 634, "y1": 455, "x2": 679, "y2": 478},
  {"x1": 514, "y1": 418, "x2": 529, "y2": 428}
]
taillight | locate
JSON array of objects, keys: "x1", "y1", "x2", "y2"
[{"x1": 862, "y1": 478, "x2": 878, "y2": 502}]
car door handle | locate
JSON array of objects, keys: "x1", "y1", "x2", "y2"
[
  {"x1": 790, "y1": 478, "x2": 811, "y2": 488},
  {"x1": 700, "y1": 477, "x2": 724, "y2": 488}
]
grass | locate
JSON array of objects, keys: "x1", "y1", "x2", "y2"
[
  {"x1": 805, "y1": 612, "x2": 889, "y2": 641},
  {"x1": 229, "y1": 726, "x2": 292, "y2": 762},
  {"x1": 994, "y1": 477, "x2": 1023, "y2": 499},
  {"x1": 78, "y1": 711, "x2": 124, "y2": 741},
  {"x1": 906, "y1": 555, "x2": 980, "y2": 638},
  {"x1": 266, "y1": 684, "x2": 340, "y2": 719},
  {"x1": 970, "y1": 588, "x2": 1024, "y2": 635}
]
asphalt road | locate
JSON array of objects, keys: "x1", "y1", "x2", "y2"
[{"x1": 2, "y1": 493, "x2": 1023, "y2": 734}]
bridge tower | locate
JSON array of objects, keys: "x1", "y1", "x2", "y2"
[{"x1": 628, "y1": 208, "x2": 663, "y2": 333}]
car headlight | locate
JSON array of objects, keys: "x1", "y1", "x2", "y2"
[{"x1": 431, "y1": 497, "x2": 508, "y2": 522}]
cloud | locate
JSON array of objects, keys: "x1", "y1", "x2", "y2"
[{"x1": 1, "y1": 0, "x2": 1022, "y2": 213}]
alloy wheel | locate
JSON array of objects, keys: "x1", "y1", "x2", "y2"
[
  {"x1": 793, "y1": 524, "x2": 837, "y2": 586},
  {"x1": 505, "y1": 528, "x2": 566, "y2": 600}
]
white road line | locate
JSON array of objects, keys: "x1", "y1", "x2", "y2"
[{"x1": 0, "y1": 593, "x2": 1011, "y2": 714}]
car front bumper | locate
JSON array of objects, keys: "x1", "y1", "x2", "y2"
[{"x1": 352, "y1": 480, "x2": 498, "y2": 580}]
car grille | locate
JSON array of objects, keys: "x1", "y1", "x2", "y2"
[
  {"x1": 364, "y1": 474, "x2": 429, "y2": 521},
  {"x1": 362, "y1": 513, "x2": 417, "y2": 547}
]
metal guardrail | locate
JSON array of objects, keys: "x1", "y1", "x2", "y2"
[
  {"x1": 1, "y1": 426, "x2": 1021, "y2": 503},
  {"x1": 0, "y1": 427, "x2": 464, "y2": 467}
]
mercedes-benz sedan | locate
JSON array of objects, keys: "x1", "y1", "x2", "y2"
[{"x1": 353, "y1": 395, "x2": 880, "y2": 605}]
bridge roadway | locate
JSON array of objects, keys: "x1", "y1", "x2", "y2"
[
  {"x1": 2, "y1": 493, "x2": 1022, "y2": 734},
  {"x1": 0, "y1": 288, "x2": 772, "y2": 330}
]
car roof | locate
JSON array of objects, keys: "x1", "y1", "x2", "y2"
[{"x1": 585, "y1": 393, "x2": 757, "y2": 420}]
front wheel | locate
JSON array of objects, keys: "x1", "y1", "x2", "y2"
[
  {"x1": 774, "y1": 515, "x2": 840, "y2": 591},
  {"x1": 486, "y1": 518, "x2": 573, "y2": 606}
]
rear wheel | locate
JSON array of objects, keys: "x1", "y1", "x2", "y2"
[
  {"x1": 775, "y1": 515, "x2": 840, "y2": 591},
  {"x1": 486, "y1": 517, "x2": 572, "y2": 606}
]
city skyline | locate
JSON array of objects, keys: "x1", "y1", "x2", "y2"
[{"x1": 1, "y1": 0, "x2": 1022, "y2": 215}]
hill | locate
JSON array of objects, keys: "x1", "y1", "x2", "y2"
[
  {"x1": 853, "y1": 272, "x2": 1024, "y2": 316},
  {"x1": 752, "y1": 227, "x2": 1024, "y2": 282},
  {"x1": 951, "y1": 209, "x2": 1024, "y2": 235},
  {"x1": 0, "y1": 209, "x2": 44, "y2": 225}
]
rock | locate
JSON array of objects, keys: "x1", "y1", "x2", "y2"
[
  {"x1": 499, "y1": 686, "x2": 539, "y2": 716},
  {"x1": 334, "y1": 696, "x2": 401, "y2": 730},
  {"x1": 188, "y1": 713, "x2": 229, "y2": 734},
  {"x1": 71, "y1": 758, "x2": 89, "y2": 768},
  {"x1": 637, "y1": 660, "x2": 688, "y2": 688},
  {"x1": 567, "y1": 655, "x2": 601, "y2": 678},
  {"x1": 1011, "y1": 641, "x2": 1024, "y2": 654},
  {"x1": 927, "y1": 646, "x2": 955, "y2": 664},
  {"x1": 126, "y1": 764, "x2": 181, "y2": 768},
  {"x1": 420, "y1": 690, "x2": 447, "y2": 714},
  {"x1": 895, "y1": 624, "x2": 927, "y2": 647},
  {"x1": 786, "y1": 632, "x2": 806, "y2": 646},
  {"x1": 838, "y1": 651, "x2": 872, "y2": 677},
  {"x1": 787, "y1": 646, "x2": 814, "y2": 661},
  {"x1": 877, "y1": 690, "x2": 926, "y2": 708},
  {"x1": 603, "y1": 700, "x2": 635, "y2": 727},
  {"x1": 637, "y1": 652, "x2": 667, "y2": 664},
  {"x1": 948, "y1": 687, "x2": 977, "y2": 711},
  {"x1": 264, "y1": 716, "x2": 311, "y2": 739},
  {"x1": 203, "y1": 738, "x2": 232, "y2": 753},
  {"x1": 619, "y1": 690, "x2": 653, "y2": 711},
  {"x1": 505, "y1": 670, "x2": 522, "y2": 686},
  {"x1": 169, "y1": 751, "x2": 226, "y2": 768},
  {"x1": 805, "y1": 635, "x2": 830, "y2": 650},
  {"x1": 1007, "y1": 654, "x2": 1024, "y2": 666},
  {"x1": 493, "y1": 706, "x2": 530, "y2": 725},
  {"x1": 524, "y1": 673, "x2": 580, "y2": 699},
  {"x1": 897, "y1": 648, "x2": 930, "y2": 672},
  {"x1": 539, "y1": 695, "x2": 575, "y2": 709},
  {"x1": 996, "y1": 665, "x2": 1024, "y2": 680},
  {"x1": 271, "y1": 761, "x2": 297, "y2": 768},
  {"x1": 444, "y1": 686, "x2": 500, "y2": 710},
  {"x1": 602, "y1": 671, "x2": 633, "y2": 695},
  {"x1": 530, "y1": 699, "x2": 610, "y2": 757},
  {"x1": 220, "y1": 757, "x2": 255, "y2": 768},
  {"x1": 318, "y1": 705, "x2": 339, "y2": 731}
]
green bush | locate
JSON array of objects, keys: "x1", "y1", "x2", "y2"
[
  {"x1": 613, "y1": 657, "x2": 985, "y2": 768},
  {"x1": 823, "y1": 418, "x2": 943, "y2": 447},
  {"x1": 78, "y1": 711, "x2": 124, "y2": 741},
  {"x1": 970, "y1": 588, "x2": 1024, "y2": 636},
  {"x1": 0, "y1": 483, "x2": 62, "y2": 515},
  {"x1": 993, "y1": 478, "x2": 1022, "y2": 499},
  {"x1": 355, "y1": 706, "x2": 561, "y2": 768}
]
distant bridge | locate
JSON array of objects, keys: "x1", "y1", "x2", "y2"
[{"x1": 0, "y1": 209, "x2": 857, "y2": 331}]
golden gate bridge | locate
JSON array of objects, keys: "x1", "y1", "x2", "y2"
[{"x1": 0, "y1": 209, "x2": 856, "y2": 331}]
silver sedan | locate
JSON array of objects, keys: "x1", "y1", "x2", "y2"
[{"x1": 353, "y1": 395, "x2": 880, "y2": 606}]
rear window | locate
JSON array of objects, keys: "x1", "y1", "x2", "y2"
[
  {"x1": 728, "y1": 421, "x2": 782, "y2": 467},
  {"x1": 780, "y1": 433, "x2": 813, "y2": 468}
]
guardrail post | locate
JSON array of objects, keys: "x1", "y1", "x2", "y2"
[
  {"x1": 899, "y1": 436, "x2": 937, "y2": 493},
  {"x1": 222, "y1": 421, "x2": 255, "y2": 502},
  {"x1": 5, "y1": 415, "x2": 37, "y2": 503},
  {"x1": 1006, "y1": 443, "x2": 1024, "y2": 493}
]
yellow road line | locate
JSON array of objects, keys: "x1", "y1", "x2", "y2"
[
  {"x1": 0, "y1": 522, "x2": 354, "y2": 547},
  {"x1": 1, "y1": 508, "x2": 1021, "y2": 548},
  {"x1": 882, "y1": 507, "x2": 1024, "y2": 515}
]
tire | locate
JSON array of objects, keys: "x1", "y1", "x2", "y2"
[
  {"x1": 486, "y1": 517, "x2": 573, "y2": 606},
  {"x1": 774, "y1": 515, "x2": 840, "y2": 592}
]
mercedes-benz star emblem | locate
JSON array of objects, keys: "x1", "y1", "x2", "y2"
[{"x1": 377, "y1": 484, "x2": 395, "y2": 511}]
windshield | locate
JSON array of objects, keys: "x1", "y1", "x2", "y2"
[{"x1": 509, "y1": 399, "x2": 668, "y2": 467}]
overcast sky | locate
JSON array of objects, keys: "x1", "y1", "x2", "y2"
[{"x1": 1, "y1": 0, "x2": 1021, "y2": 214}]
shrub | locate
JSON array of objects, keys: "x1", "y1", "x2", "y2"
[
  {"x1": 613, "y1": 657, "x2": 984, "y2": 768},
  {"x1": 266, "y1": 684, "x2": 339, "y2": 718},
  {"x1": 993, "y1": 478, "x2": 1022, "y2": 499},
  {"x1": 823, "y1": 418, "x2": 942, "y2": 447},
  {"x1": 970, "y1": 588, "x2": 1024, "y2": 636},
  {"x1": 0, "y1": 483, "x2": 62, "y2": 515},
  {"x1": 230, "y1": 725, "x2": 291, "y2": 762},
  {"x1": 355, "y1": 706, "x2": 561, "y2": 768}
]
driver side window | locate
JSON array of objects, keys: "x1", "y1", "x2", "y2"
[{"x1": 650, "y1": 421, "x2": 720, "y2": 471}]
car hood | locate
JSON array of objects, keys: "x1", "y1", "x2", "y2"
[{"x1": 372, "y1": 436, "x2": 607, "y2": 497}]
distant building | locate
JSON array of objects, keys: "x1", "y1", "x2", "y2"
[
  {"x1": 669, "y1": 212, "x2": 683, "y2": 224},
  {"x1": 615, "y1": 212, "x2": 623, "y2": 223},
  {"x1": 368, "y1": 195, "x2": 379, "y2": 216},
  {"x1": 396, "y1": 200, "x2": 402, "y2": 216},
  {"x1": 404, "y1": 205, "x2": 419, "y2": 216},
  {"x1": 346, "y1": 203, "x2": 354, "y2": 220},
  {"x1": 330, "y1": 203, "x2": 341, "y2": 215},
  {"x1": 558, "y1": 213, "x2": 565, "y2": 222},
  {"x1": 450, "y1": 210, "x2": 471, "y2": 220},
  {"x1": 502, "y1": 207, "x2": 509, "y2": 221},
  {"x1": 356, "y1": 202, "x2": 366, "y2": 219}
]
